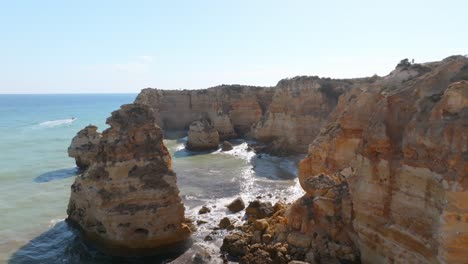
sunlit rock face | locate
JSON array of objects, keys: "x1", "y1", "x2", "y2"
[
  {"x1": 134, "y1": 79, "x2": 370, "y2": 153},
  {"x1": 68, "y1": 125, "x2": 101, "y2": 169},
  {"x1": 297, "y1": 56, "x2": 468, "y2": 263},
  {"x1": 135, "y1": 85, "x2": 272, "y2": 138},
  {"x1": 250, "y1": 77, "x2": 361, "y2": 154},
  {"x1": 186, "y1": 119, "x2": 220, "y2": 151},
  {"x1": 67, "y1": 104, "x2": 191, "y2": 254}
]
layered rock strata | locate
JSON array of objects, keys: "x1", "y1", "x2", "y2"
[
  {"x1": 135, "y1": 78, "x2": 372, "y2": 153},
  {"x1": 67, "y1": 104, "x2": 191, "y2": 254},
  {"x1": 68, "y1": 125, "x2": 101, "y2": 169},
  {"x1": 298, "y1": 56, "x2": 468, "y2": 263},
  {"x1": 186, "y1": 119, "x2": 220, "y2": 151}
]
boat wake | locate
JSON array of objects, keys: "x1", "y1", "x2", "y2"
[{"x1": 38, "y1": 118, "x2": 77, "y2": 128}]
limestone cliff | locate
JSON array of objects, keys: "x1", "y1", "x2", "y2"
[
  {"x1": 135, "y1": 85, "x2": 273, "y2": 139},
  {"x1": 297, "y1": 56, "x2": 468, "y2": 263},
  {"x1": 67, "y1": 104, "x2": 191, "y2": 254},
  {"x1": 68, "y1": 125, "x2": 101, "y2": 169},
  {"x1": 134, "y1": 78, "x2": 368, "y2": 153}
]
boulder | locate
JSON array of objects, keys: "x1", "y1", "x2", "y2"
[
  {"x1": 245, "y1": 200, "x2": 274, "y2": 221},
  {"x1": 186, "y1": 119, "x2": 220, "y2": 151},
  {"x1": 219, "y1": 217, "x2": 231, "y2": 229},
  {"x1": 226, "y1": 197, "x2": 245, "y2": 213},
  {"x1": 221, "y1": 141, "x2": 234, "y2": 151},
  {"x1": 198, "y1": 206, "x2": 211, "y2": 214},
  {"x1": 68, "y1": 125, "x2": 101, "y2": 169},
  {"x1": 67, "y1": 104, "x2": 191, "y2": 254}
]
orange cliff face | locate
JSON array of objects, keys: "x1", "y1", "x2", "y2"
[
  {"x1": 134, "y1": 78, "x2": 366, "y2": 154},
  {"x1": 67, "y1": 104, "x2": 191, "y2": 255},
  {"x1": 296, "y1": 56, "x2": 468, "y2": 263}
]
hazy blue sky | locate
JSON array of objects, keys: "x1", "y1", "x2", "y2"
[{"x1": 0, "y1": 0, "x2": 466, "y2": 93}]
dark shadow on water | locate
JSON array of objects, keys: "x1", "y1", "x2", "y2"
[
  {"x1": 34, "y1": 167, "x2": 81, "y2": 183},
  {"x1": 173, "y1": 147, "x2": 219, "y2": 158},
  {"x1": 9, "y1": 221, "x2": 190, "y2": 264},
  {"x1": 249, "y1": 154, "x2": 300, "y2": 180}
]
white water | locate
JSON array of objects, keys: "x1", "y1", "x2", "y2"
[{"x1": 38, "y1": 118, "x2": 77, "y2": 128}]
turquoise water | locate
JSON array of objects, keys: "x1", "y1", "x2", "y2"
[
  {"x1": 0, "y1": 94, "x2": 304, "y2": 263},
  {"x1": 0, "y1": 94, "x2": 136, "y2": 262}
]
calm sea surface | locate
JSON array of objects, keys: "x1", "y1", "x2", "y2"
[{"x1": 0, "y1": 94, "x2": 304, "y2": 263}]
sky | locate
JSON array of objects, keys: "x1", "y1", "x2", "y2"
[{"x1": 0, "y1": 0, "x2": 467, "y2": 94}]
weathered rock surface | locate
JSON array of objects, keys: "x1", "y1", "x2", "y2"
[
  {"x1": 135, "y1": 85, "x2": 271, "y2": 138},
  {"x1": 227, "y1": 197, "x2": 245, "y2": 213},
  {"x1": 221, "y1": 141, "x2": 234, "y2": 151},
  {"x1": 67, "y1": 104, "x2": 191, "y2": 254},
  {"x1": 297, "y1": 56, "x2": 468, "y2": 263},
  {"x1": 186, "y1": 119, "x2": 220, "y2": 151},
  {"x1": 135, "y1": 79, "x2": 374, "y2": 153},
  {"x1": 68, "y1": 125, "x2": 101, "y2": 169}
]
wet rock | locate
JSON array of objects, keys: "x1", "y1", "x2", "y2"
[
  {"x1": 186, "y1": 119, "x2": 220, "y2": 151},
  {"x1": 227, "y1": 197, "x2": 245, "y2": 213},
  {"x1": 197, "y1": 220, "x2": 208, "y2": 225},
  {"x1": 246, "y1": 200, "x2": 274, "y2": 221},
  {"x1": 198, "y1": 206, "x2": 211, "y2": 214},
  {"x1": 219, "y1": 217, "x2": 231, "y2": 229},
  {"x1": 221, "y1": 141, "x2": 233, "y2": 151},
  {"x1": 221, "y1": 233, "x2": 250, "y2": 257},
  {"x1": 169, "y1": 243, "x2": 224, "y2": 264}
]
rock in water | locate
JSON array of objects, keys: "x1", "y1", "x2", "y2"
[
  {"x1": 67, "y1": 104, "x2": 191, "y2": 255},
  {"x1": 68, "y1": 125, "x2": 101, "y2": 169},
  {"x1": 221, "y1": 141, "x2": 233, "y2": 151},
  {"x1": 186, "y1": 119, "x2": 220, "y2": 151},
  {"x1": 226, "y1": 197, "x2": 245, "y2": 213}
]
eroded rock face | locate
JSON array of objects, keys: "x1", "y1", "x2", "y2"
[
  {"x1": 297, "y1": 56, "x2": 468, "y2": 263},
  {"x1": 68, "y1": 125, "x2": 101, "y2": 169},
  {"x1": 67, "y1": 104, "x2": 191, "y2": 254},
  {"x1": 135, "y1": 79, "x2": 370, "y2": 153},
  {"x1": 186, "y1": 119, "x2": 220, "y2": 151},
  {"x1": 135, "y1": 85, "x2": 271, "y2": 138}
]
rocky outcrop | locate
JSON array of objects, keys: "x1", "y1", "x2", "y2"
[
  {"x1": 67, "y1": 104, "x2": 191, "y2": 254},
  {"x1": 297, "y1": 56, "x2": 468, "y2": 263},
  {"x1": 68, "y1": 125, "x2": 101, "y2": 169},
  {"x1": 135, "y1": 85, "x2": 273, "y2": 138},
  {"x1": 186, "y1": 119, "x2": 220, "y2": 151},
  {"x1": 135, "y1": 79, "x2": 372, "y2": 153}
]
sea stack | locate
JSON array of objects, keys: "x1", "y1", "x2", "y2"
[
  {"x1": 68, "y1": 125, "x2": 101, "y2": 169},
  {"x1": 67, "y1": 104, "x2": 191, "y2": 254},
  {"x1": 186, "y1": 119, "x2": 220, "y2": 151}
]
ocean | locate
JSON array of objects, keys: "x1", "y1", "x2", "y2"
[{"x1": 0, "y1": 94, "x2": 304, "y2": 263}]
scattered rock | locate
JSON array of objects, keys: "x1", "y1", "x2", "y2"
[
  {"x1": 169, "y1": 243, "x2": 224, "y2": 264},
  {"x1": 219, "y1": 217, "x2": 231, "y2": 229},
  {"x1": 246, "y1": 200, "x2": 274, "y2": 221},
  {"x1": 220, "y1": 233, "x2": 250, "y2": 257},
  {"x1": 253, "y1": 219, "x2": 269, "y2": 231},
  {"x1": 221, "y1": 141, "x2": 233, "y2": 151},
  {"x1": 227, "y1": 197, "x2": 245, "y2": 213},
  {"x1": 199, "y1": 206, "x2": 211, "y2": 214}
]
